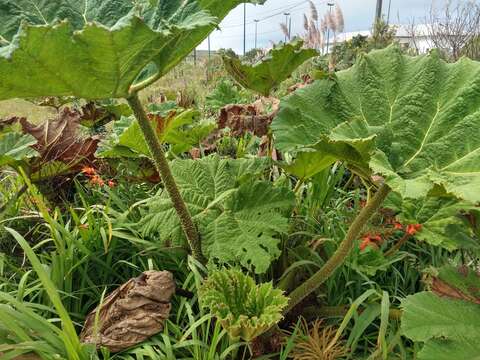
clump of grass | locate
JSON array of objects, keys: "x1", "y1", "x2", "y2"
[{"x1": 290, "y1": 319, "x2": 346, "y2": 360}]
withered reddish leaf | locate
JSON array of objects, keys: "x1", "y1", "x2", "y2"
[
  {"x1": 428, "y1": 266, "x2": 480, "y2": 305},
  {"x1": 218, "y1": 98, "x2": 279, "y2": 137},
  {"x1": 81, "y1": 271, "x2": 176, "y2": 353},
  {"x1": 147, "y1": 110, "x2": 178, "y2": 135},
  {"x1": 19, "y1": 109, "x2": 99, "y2": 168}
]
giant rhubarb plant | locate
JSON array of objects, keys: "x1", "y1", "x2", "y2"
[
  {"x1": 0, "y1": 0, "x2": 265, "y2": 262},
  {"x1": 271, "y1": 45, "x2": 480, "y2": 312}
]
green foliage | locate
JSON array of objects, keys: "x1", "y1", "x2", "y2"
[
  {"x1": 348, "y1": 244, "x2": 407, "y2": 276},
  {"x1": 390, "y1": 195, "x2": 477, "y2": 250},
  {"x1": 222, "y1": 40, "x2": 318, "y2": 96},
  {"x1": 402, "y1": 267, "x2": 480, "y2": 360},
  {"x1": 199, "y1": 268, "x2": 288, "y2": 341},
  {"x1": 273, "y1": 45, "x2": 480, "y2": 202},
  {"x1": 462, "y1": 35, "x2": 480, "y2": 61},
  {"x1": 282, "y1": 151, "x2": 338, "y2": 181},
  {"x1": 205, "y1": 78, "x2": 252, "y2": 112},
  {"x1": 0, "y1": 0, "x2": 265, "y2": 100},
  {"x1": 164, "y1": 117, "x2": 216, "y2": 154},
  {"x1": 0, "y1": 132, "x2": 38, "y2": 167},
  {"x1": 140, "y1": 155, "x2": 295, "y2": 273},
  {"x1": 331, "y1": 35, "x2": 370, "y2": 70},
  {"x1": 370, "y1": 20, "x2": 397, "y2": 50},
  {"x1": 1, "y1": 228, "x2": 96, "y2": 359},
  {"x1": 97, "y1": 109, "x2": 214, "y2": 158}
]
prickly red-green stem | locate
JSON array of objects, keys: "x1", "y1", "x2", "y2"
[
  {"x1": 384, "y1": 232, "x2": 411, "y2": 257},
  {"x1": 127, "y1": 93, "x2": 206, "y2": 264},
  {"x1": 284, "y1": 184, "x2": 391, "y2": 314}
]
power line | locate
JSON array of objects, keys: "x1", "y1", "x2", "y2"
[
  {"x1": 210, "y1": 28, "x2": 283, "y2": 39},
  {"x1": 221, "y1": 0, "x2": 306, "y2": 28},
  {"x1": 221, "y1": 0, "x2": 326, "y2": 29}
]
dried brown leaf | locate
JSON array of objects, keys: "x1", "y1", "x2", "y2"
[
  {"x1": 19, "y1": 108, "x2": 99, "y2": 167},
  {"x1": 80, "y1": 271, "x2": 176, "y2": 353},
  {"x1": 217, "y1": 98, "x2": 279, "y2": 137}
]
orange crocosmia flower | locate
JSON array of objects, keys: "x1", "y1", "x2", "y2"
[
  {"x1": 406, "y1": 224, "x2": 422, "y2": 235},
  {"x1": 359, "y1": 238, "x2": 371, "y2": 251},
  {"x1": 81, "y1": 166, "x2": 96, "y2": 176},
  {"x1": 89, "y1": 175, "x2": 105, "y2": 186},
  {"x1": 393, "y1": 222, "x2": 403, "y2": 230},
  {"x1": 108, "y1": 180, "x2": 116, "y2": 188}
]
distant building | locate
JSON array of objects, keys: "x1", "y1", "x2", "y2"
[{"x1": 327, "y1": 24, "x2": 435, "y2": 54}]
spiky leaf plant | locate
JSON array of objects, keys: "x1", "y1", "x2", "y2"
[
  {"x1": 290, "y1": 319, "x2": 346, "y2": 360},
  {"x1": 222, "y1": 39, "x2": 318, "y2": 96},
  {"x1": 402, "y1": 265, "x2": 480, "y2": 360},
  {"x1": 199, "y1": 268, "x2": 288, "y2": 342}
]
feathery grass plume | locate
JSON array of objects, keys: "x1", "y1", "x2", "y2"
[
  {"x1": 304, "y1": 14, "x2": 310, "y2": 31},
  {"x1": 327, "y1": 11, "x2": 337, "y2": 33},
  {"x1": 323, "y1": 13, "x2": 330, "y2": 31},
  {"x1": 335, "y1": 3, "x2": 344, "y2": 33},
  {"x1": 320, "y1": 17, "x2": 327, "y2": 34},
  {"x1": 290, "y1": 319, "x2": 347, "y2": 360},
  {"x1": 308, "y1": 19, "x2": 321, "y2": 48},
  {"x1": 309, "y1": 1, "x2": 318, "y2": 21},
  {"x1": 280, "y1": 23, "x2": 290, "y2": 38},
  {"x1": 316, "y1": 27, "x2": 324, "y2": 48}
]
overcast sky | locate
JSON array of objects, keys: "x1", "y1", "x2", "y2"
[{"x1": 197, "y1": 0, "x2": 452, "y2": 53}]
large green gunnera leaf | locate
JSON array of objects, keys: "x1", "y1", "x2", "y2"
[
  {"x1": 223, "y1": 39, "x2": 318, "y2": 96},
  {"x1": 0, "y1": 0, "x2": 265, "y2": 100},
  {"x1": 272, "y1": 45, "x2": 480, "y2": 202},
  {"x1": 402, "y1": 266, "x2": 480, "y2": 360},
  {"x1": 139, "y1": 155, "x2": 294, "y2": 273}
]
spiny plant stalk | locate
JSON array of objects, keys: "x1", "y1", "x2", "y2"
[
  {"x1": 284, "y1": 184, "x2": 391, "y2": 314},
  {"x1": 127, "y1": 93, "x2": 206, "y2": 264}
]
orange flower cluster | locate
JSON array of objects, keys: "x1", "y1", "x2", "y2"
[
  {"x1": 359, "y1": 222, "x2": 423, "y2": 252},
  {"x1": 406, "y1": 223, "x2": 422, "y2": 235},
  {"x1": 359, "y1": 233, "x2": 384, "y2": 251},
  {"x1": 81, "y1": 166, "x2": 116, "y2": 188}
]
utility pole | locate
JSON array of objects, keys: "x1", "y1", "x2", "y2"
[
  {"x1": 193, "y1": 48, "x2": 197, "y2": 66},
  {"x1": 375, "y1": 0, "x2": 383, "y2": 24},
  {"x1": 208, "y1": 35, "x2": 211, "y2": 61},
  {"x1": 386, "y1": 0, "x2": 392, "y2": 25},
  {"x1": 254, "y1": 19, "x2": 259, "y2": 49},
  {"x1": 284, "y1": 12, "x2": 290, "y2": 42},
  {"x1": 206, "y1": 35, "x2": 211, "y2": 82},
  {"x1": 243, "y1": 3, "x2": 247, "y2": 55},
  {"x1": 288, "y1": 16, "x2": 292, "y2": 40},
  {"x1": 326, "y1": 2, "x2": 334, "y2": 53}
]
